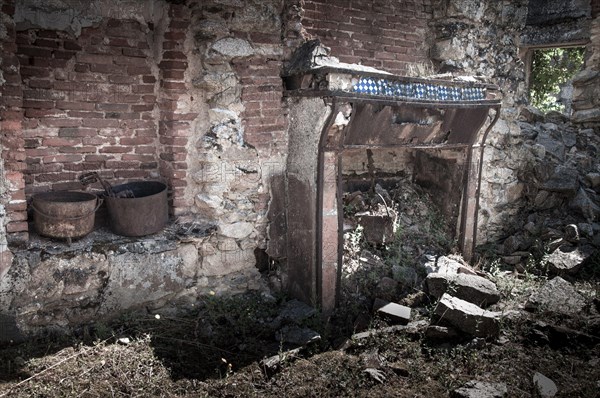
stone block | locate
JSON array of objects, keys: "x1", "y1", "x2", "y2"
[
  {"x1": 526, "y1": 277, "x2": 586, "y2": 315},
  {"x1": 451, "y1": 380, "x2": 508, "y2": 398},
  {"x1": 545, "y1": 246, "x2": 592, "y2": 275},
  {"x1": 533, "y1": 372, "x2": 558, "y2": 398},
  {"x1": 357, "y1": 213, "x2": 395, "y2": 244},
  {"x1": 426, "y1": 273, "x2": 500, "y2": 307},
  {"x1": 434, "y1": 294, "x2": 501, "y2": 338},
  {"x1": 376, "y1": 302, "x2": 411, "y2": 325}
]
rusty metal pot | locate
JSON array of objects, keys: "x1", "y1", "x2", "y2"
[
  {"x1": 32, "y1": 191, "x2": 102, "y2": 239},
  {"x1": 105, "y1": 181, "x2": 168, "y2": 237}
]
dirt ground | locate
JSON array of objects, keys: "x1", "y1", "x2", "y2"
[
  {"x1": 0, "y1": 182, "x2": 598, "y2": 397},
  {"x1": 0, "y1": 287, "x2": 598, "y2": 397}
]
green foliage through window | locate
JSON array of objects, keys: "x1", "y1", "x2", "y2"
[{"x1": 529, "y1": 47, "x2": 585, "y2": 113}]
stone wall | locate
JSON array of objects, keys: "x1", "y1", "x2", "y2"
[
  {"x1": 430, "y1": 0, "x2": 530, "y2": 244},
  {"x1": 572, "y1": 13, "x2": 600, "y2": 124},
  {"x1": 302, "y1": 0, "x2": 433, "y2": 75},
  {"x1": 185, "y1": 0, "x2": 287, "y2": 279}
]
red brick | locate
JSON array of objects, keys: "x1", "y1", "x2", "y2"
[
  {"x1": 27, "y1": 79, "x2": 54, "y2": 89},
  {"x1": 82, "y1": 118, "x2": 120, "y2": 128},
  {"x1": 121, "y1": 47, "x2": 147, "y2": 57},
  {"x1": 108, "y1": 75, "x2": 136, "y2": 84},
  {"x1": 53, "y1": 50, "x2": 76, "y2": 59},
  {"x1": 159, "y1": 111, "x2": 197, "y2": 121},
  {"x1": 99, "y1": 146, "x2": 132, "y2": 154},
  {"x1": 42, "y1": 118, "x2": 81, "y2": 127},
  {"x1": 20, "y1": 66, "x2": 51, "y2": 78},
  {"x1": 96, "y1": 103, "x2": 130, "y2": 112},
  {"x1": 6, "y1": 222, "x2": 28, "y2": 233},
  {"x1": 58, "y1": 146, "x2": 96, "y2": 153},
  {"x1": 64, "y1": 40, "x2": 83, "y2": 51},
  {"x1": 162, "y1": 41, "x2": 178, "y2": 50},
  {"x1": 67, "y1": 111, "x2": 104, "y2": 118},
  {"x1": 123, "y1": 154, "x2": 155, "y2": 162},
  {"x1": 161, "y1": 70, "x2": 184, "y2": 80},
  {"x1": 85, "y1": 155, "x2": 111, "y2": 162},
  {"x1": 91, "y1": 63, "x2": 123, "y2": 74},
  {"x1": 18, "y1": 46, "x2": 53, "y2": 58},
  {"x1": 162, "y1": 50, "x2": 187, "y2": 60},
  {"x1": 6, "y1": 201, "x2": 28, "y2": 212},
  {"x1": 74, "y1": 63, "x2": 90, "y2": 72},
  {"x1": 164, "y1": 31, "x2": 186, "y2": 41},
  {"x1": 161, "y1": 81, "x2": 186, "y2": 90},
  {"x1": 105, "y1": 160, "x2": 140, "y2": 169},
  {"x1": 24, "y1": 109, "x2": 62, "y2": 118},
  {"x1": 58, "y1": 127, "x2": 98, "y2": 137},
  {"x1": 34, "y1": 38, "x2": 60, "y2": 48},
  {"x1": 115, "y1": 170, "x2": 150, "y2": 179},
  {"x1": 83, "y1": 136, "x2": 115, "y2": 145},
  {"x1": 23, "y1": 99, "x2": 54, "y2": 109},
  {"x1": 43, "y1": 137, "x2": 81, "y2": 147},
  {"x1": 128, "y1": 66, "x2": 152, "y2": 75},
  {"x1": 105, "y1": 112, "x2": 140, "y2": 120},
  {"x1": 42, "y1": 154, "x2": 82, "y2": 163},
  {"x1": 56, "y1": 101, "x2": 95, "y2": 111},
  {"x1": 119, "y1": 137, "x2": 154, "y2": 145},
  {"x1": 132, "y1": 104, "x2": 154, "y2": 112},
  {"x1": 35, "y1": 172, "x2": 79, "y2": 183},
  {"x1": 158, "y1": 60, "x2": 188, "y2": 70},
  {"x1": 69, "y1": 72, "x2": 106, "y2": 83},
  {"x1": 168, "y1": 19, "x2": 189, "y2": 29},
  {"x1": 132, "y1": 84, "x2": 155, "y2": 94},
  {"x1": 114, "y1": 55, "x2": 148, "y2": 66},
  {"x1": 135, "y1": 146, "x2": 156, "y2": 154},
  {"x1": 142, "y1": 95, "x2": 157, "y2": 104}
]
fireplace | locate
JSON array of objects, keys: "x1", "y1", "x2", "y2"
[{"x1": 269, "y1": 46, "x2": 501, "y2": 312}]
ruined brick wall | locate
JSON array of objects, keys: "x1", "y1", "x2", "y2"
[
  {"x1": 0, "y1": 0, "x2": 27, "y2": 267},
  {"x1": 156, "y1": 3, "x2": 196, "y2": 214},
  {"x1": 11, "y1": 1, "x2": 200, "y2": 216},
  {"x1": 17, "y1": 21, "x2": 161, "y2": 194},
  {"x1": 302, "y1": 0, "x2": 433, "y2": 75},
  {"x1": 184, "y1": 0, "x2": 287, "y2": 277}
]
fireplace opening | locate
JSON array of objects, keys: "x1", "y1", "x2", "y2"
[
  {"x1": 277, "y1": 44, "x2": 502, "y2": 312},
  {"x1": 339, "y1": 147, "x2": 461, "y2": 315}
]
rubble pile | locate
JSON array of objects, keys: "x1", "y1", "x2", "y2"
[
  {"x1": 481, "y1": 109, "x2": 600, "y2": 272},
  {"x1": 341, "y1": 179, "x2": 455, "y2": 314},
  {"x1": 340, "y1": 159, "x2": 600, "y2": 346}
]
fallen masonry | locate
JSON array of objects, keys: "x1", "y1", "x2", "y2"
[
  {"x1": 434, "y1": 294, "x2": 502, "y2": 338},
  {"x1": 425, "y1": 272, "x2": 501, "y2": 307}
]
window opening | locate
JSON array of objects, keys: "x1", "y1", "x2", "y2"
[{"x1": 529, "y1": 47, "x2": 585, "y2": 115}]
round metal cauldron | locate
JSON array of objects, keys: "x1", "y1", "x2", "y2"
[
  {"x1": 105, "y1": 181, "x2": 168, "y2": 237},
  {"x1": 32, "y1": 191, "x2": 101, "y2": 239}
]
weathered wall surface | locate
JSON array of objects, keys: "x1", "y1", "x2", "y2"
[
  {"x1": 0, "y1": 0, "x2": 286, "y2": 337},
  {"x1": 572, "y1": 13, "x2": 600, "y2": 124},
  {"x1": 521, "y1": 0, "x2": 591, "y2": 46},
  {"x1": 302, "y1": 0, "x2": 433, "y2": 75},
  {"x1": 430, "y1": 0, "x2": 530, "y2": 244},
  {"x1": 185, "y1": 0, "x2": 287, "y2": 282}
]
